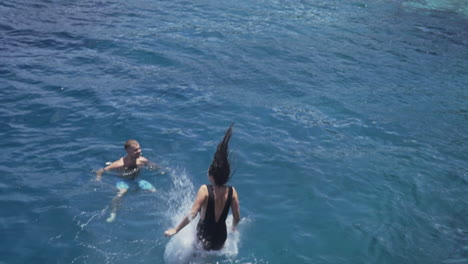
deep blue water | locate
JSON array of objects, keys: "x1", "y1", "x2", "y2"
[{"x1": 1, "y1": 0, "x2": 467, "y2": 263}]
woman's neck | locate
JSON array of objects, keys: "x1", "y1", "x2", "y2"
[{"x1": 212, "y1": 184, "x2": 226, "y2": 190}]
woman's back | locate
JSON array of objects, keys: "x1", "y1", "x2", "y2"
[
  {"x1": 164, "y1": 124, "x2": 240, "y2": 251},
  {"x1": 197, "y1": 184, "x2": 233, "y2": 250}
]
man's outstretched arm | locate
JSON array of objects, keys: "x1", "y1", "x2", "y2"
[{"x1": 95, "y1": 160, "x2": 122, "y2": 180}]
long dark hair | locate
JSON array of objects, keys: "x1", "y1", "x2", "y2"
[{"x1": 208, "y1": 124, "x2": 234, "y2": 186}]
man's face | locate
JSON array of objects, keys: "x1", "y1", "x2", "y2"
[{"x1": 127, "y1": 143, "x2": 142, "y2": 159}]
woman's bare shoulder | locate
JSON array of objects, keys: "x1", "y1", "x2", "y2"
[
  {"x1": 198, "y1": 184, "x2": 209, "y2": 193},
  {"x1": 231, "y1": 186, "x2": 239, "y2": 197}
]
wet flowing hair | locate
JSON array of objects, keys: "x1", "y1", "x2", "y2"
[{"x1": 208, "y1": 124, "x2": 234, "y2": 186}]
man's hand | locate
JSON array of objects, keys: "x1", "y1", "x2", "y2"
[{"x1": 95, "y1": 168, "x2": 105, "y2": 181}]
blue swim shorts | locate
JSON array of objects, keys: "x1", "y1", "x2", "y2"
[{"x1": 116, "y1": 179, "x2": 155, "y2": 190}]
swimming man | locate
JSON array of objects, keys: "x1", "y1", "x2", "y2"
[{"x1": 96, "y1": 139, "x2": 158, "y2": 222}]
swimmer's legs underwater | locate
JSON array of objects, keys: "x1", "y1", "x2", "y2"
[
  {"x1": 107, "y1": 188, "x2": 127, "y2": 222},
  {"x1": 106, "y1": 180, "x2": 156, "y2": 222},
  {"x1": 137, "y1": 179, "x2": 157, "y2": 192}
]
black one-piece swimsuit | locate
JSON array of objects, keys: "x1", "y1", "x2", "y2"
[{"x1": 196, "y1": 184, "x2": 233, "y2": 250}]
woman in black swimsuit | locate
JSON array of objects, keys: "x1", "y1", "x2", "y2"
[{"x1": 164, "y1": 124, "x2": 240, "y2": 250}]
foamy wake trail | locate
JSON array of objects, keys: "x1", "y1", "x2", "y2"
[{"x1": 163, "y1": 167, "x2": 240, "y2": 264}]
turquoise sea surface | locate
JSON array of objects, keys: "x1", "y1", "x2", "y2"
[{"x1": 1, "y1": 0, "x2": 467, "y2": 263}]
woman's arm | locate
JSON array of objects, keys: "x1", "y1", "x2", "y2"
[
  {"x1": 164, "y1": 185, "x2": 208, "y2": 237},
  {"x1": 231, "y1": 187, "x2": 240, "y2": 231}
]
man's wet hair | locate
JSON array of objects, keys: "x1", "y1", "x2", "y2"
[{"x1": 124, "y1": 139, "x2": 139, "y2": 150}]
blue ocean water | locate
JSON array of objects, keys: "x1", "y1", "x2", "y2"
[{"x1": 1, "y1": 0, "x2": 467, "y2": 263}]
